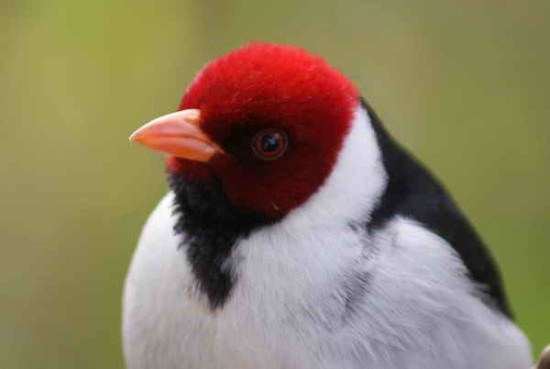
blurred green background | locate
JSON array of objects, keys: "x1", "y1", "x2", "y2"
[{"x1": 1, "y1": 0, "x2": 549, "y2": 367}]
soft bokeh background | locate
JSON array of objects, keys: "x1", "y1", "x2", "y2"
[{"x1": 1, "y1": 0, "x2": 549, "y2": 367}]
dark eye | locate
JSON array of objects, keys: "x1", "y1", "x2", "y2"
[{"x1": 251, "y1": 129, "x2": 288, "y2": 160}]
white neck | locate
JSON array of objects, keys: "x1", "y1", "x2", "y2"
[{"x1": 281, "y1": 105, "x2": 387, "y2": 231}]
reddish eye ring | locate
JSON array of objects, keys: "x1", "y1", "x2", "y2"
[{"x1": 251, "y1": 129, "x2": 288, "y2": 160}]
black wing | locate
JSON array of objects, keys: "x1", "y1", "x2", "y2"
[{"x1": 362, "y1": 98, "x2": 512, "y2": 317}]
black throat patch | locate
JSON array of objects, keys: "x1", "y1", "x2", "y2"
[{"x1": 169, "y1": 172, "x2": 271, "y2": 309}]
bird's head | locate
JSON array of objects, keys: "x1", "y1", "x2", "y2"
[{"x1": 130, "y1": 43, "x2": 375, "y2": 221}]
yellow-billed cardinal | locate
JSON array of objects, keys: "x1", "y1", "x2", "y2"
[{"x1": 124, "y1": 43, "x2": 531, "y2": 369}]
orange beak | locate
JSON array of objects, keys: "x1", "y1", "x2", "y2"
[{"x1": 129, "y1": 109, "x2": 221, "y2": 162}]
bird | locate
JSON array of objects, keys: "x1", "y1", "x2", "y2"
[{"x1": 124, "y1": 43, "x2": 531, "y2": 369}]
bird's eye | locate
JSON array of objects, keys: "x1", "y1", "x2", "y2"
[{"x1": 251, "y1": 129, "x2": 288, "y2": 160}]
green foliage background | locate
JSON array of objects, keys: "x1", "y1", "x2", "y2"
[{"x1": 1, "y1": 0, "x2": 548, "y2": 367}]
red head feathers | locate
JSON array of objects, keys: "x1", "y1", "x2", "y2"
[{"x1": 132, "y1": 43, "x2": 358, "y2": 217}]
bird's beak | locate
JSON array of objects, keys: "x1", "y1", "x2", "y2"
[{"x1": 129, "y1": 109, "x2": 222, "y2": 162}]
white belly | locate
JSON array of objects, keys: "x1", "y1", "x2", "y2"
[{"x1": 123, "y1": 193, "x2": 531, "y2": 369}]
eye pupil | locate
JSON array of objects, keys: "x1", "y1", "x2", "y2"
[
  {"x1": 252, "y1": 129, "x2": 288, "y2": 160},
  {"x1": 261, "y1": 134, "x2": 281, "y2": 153}
]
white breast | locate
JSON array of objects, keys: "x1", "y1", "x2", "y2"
[
  {"x1": 123, "y1": 106, "x2": 531, "y2": 369},
  {"x1": 123, "y1": 196, "x2": 531, "y2": 369},
  {"x1": 123, "y1": 192, "x2": 368, "y2": 369}
]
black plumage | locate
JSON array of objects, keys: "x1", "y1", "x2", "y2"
[
  {"x1": 169, "y1": 172, "x2": 271, "y2": 309},
  {"x1": 363, "y1": 98, "x2": 511, "y2": 317}
]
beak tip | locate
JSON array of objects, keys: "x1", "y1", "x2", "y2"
[{"x1": 129, "y1": 129, "x2": 144, "y2": 143}]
